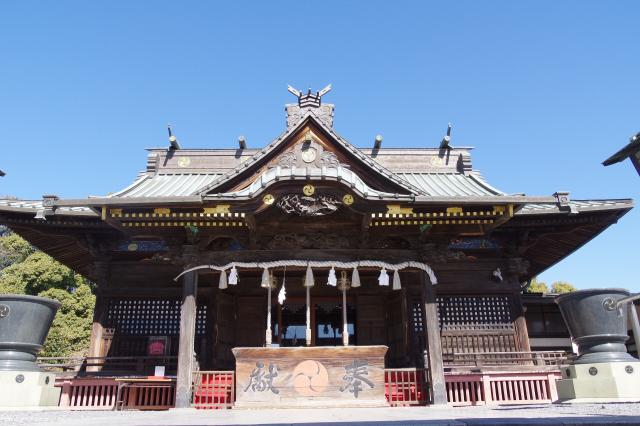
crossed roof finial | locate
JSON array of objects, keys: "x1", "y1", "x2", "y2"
[{"x1": 287, "y1": 84, "x2": 332, "y2": 108}]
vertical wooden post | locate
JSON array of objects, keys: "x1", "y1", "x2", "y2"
[
  {"x1": 422, "y1": 272, "x2": 447, "y2": 405},
  {"x1": 342, "y1": 287, "x2": 349, "y2": 346},
  {"x1": 512, "y1": 287, "x2": 531, "y2": 352},
  {"x1": 175, "y1": 271, "x2": 198, "y2": 408},
  {"x1": 87, "y1": 260, "x2": 109, "y2": 371},
  {"x1": 87, "y1": 294, "x2": 107, "y2": 360},
  {"x1": 266, "y1": 283, "x2": 272, "y2": 346},
  {"x1": 306, "y1": 286, "x2": 312, "y2": 346}
]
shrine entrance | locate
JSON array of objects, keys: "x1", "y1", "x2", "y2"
[{"x1": 272, "y1": 296, "x2": 356, "y2": 347}]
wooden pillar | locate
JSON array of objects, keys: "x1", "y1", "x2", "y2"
[
  {"x1": 175, "y1": 271, "x2": 198, "y2": 408},
  {"x1": 512, "y1": 287, "x2": 532, "y2": 352},
  {"x1": 422, "y1": 272, "x2": 447, "y2": 405},
  {"x1": 87, "y1": 260, "x2": 109, "y2": 371},
  {"x1": 87, "y1": 293, "x2": 107, "y2": 370}
]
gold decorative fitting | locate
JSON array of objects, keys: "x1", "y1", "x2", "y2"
[
  {"x1": 109, "y1": 208, "x2": 123, "y2": 217},
  {"x1": 303, "y1": 184, "x2": 315, "y2": 196},
  {"x1": 386, "y1": 204, "x2": 414, "y2": 215},
  {"x1": 153, "y1": 208, "x2": 171, "y2": 215},
  {"x1": 203, "y1": 205, "x2": 231, "y2": 214},
  {"x1": 337, "y1": 270, "x2": 351, "y2": 291},
  {"x1": 446, "y1": 207, "x2": 463, "y2": 214},
  {"x1": 342, "y1": 194, "x2": 354, "y2": 205},
  {"x1": 177, "y1": 157, "x2": 191, "y2": 168},
  {"x1": 263, "y1": 194, "x2": 275, "y2": 205}
]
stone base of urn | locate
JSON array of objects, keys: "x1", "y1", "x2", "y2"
[
  {"x1": 232, "y1": 346, "x2": 388, "y2": 409},
  {"x1": 0, "y1": 371, "x2": 60, "y2": 407},
  {"x1": 556, "y1": 361, "x2": 640, "y2": 402}
]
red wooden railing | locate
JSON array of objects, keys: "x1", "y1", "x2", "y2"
[
  {"x1": 55, "y1": 366, "x2": 559, "y2": 409},
  {"x1": 385, "y1": 368, "x2": 429, "y2": 406},
  {"x1": 384, "y1": 369, "x2": 561, "y2": 406},
  {"x1": 56, "y1": 377, "x2": 176, "y2": 410},
  {"x1": 191, "y1": 371, "x2": 235, "y2": 409}
]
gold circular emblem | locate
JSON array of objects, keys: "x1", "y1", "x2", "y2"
[
  {"x1": 127, "y1": 243, "x2": 138, "y2": 251},
  {"x1": 292, "y1": 360, "x2": 329, "y2": 396},
  {"x1": 301, "y1": 147, "x2": 317, "y2": 163},
  {"x1": 177, "y1": 157, "x2": 191, "y2": 168},
  {"x1": 303, "y1": 184, "x2": 315, "y2": 196},
  {"x1": 342, "y1": 194, "x2": 354, "y2": 205},
  {"x1": 263, "y1": 194, "x2": 275, "y2": 205},
  {"x1": 429, "y1": 156, "x2": 443, "y2": 167}
]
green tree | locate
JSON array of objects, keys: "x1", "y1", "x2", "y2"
[
  {"x1": 551, "y1": 281, "x2": 576, "y2": 294},
  {"x1": 0, "y1": 231, "x2": 95, "y2": 357},
  {"x1": 525, "y1": 277, "x2": 549, "y2": 294},
  {"x1": 39, "y1": 278, "x2": 95, "y2": 357},
  {"x1": 0, "y1": 232, "x2": 35, "y2": 270},
  {"x1": 0, "y1": 251, "x2": 76, "y2": 295}
]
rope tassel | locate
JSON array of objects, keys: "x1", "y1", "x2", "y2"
[
  {"x1": 351, "y1": 267, "x2": 361, "y2": 288},
  {"x1": 392, "y1": 269, "x2": 401, "y2": 290},
  {"x1": 260, "y1": 268, "x2": 270, "y2": 288},
  {"x1": 228, "y1": 265, "x2": 239, "y2": 285},
  {"x1": 378, "y1": 268, "x2": 389, "y2": 286},
  {"x1": 218, "y1": 270, "x2": 228, "y2": 290},
  {"x1": 304, "y1": 264, "x2": 315, "y2": 287},
  {"x1": 278, "y1": 281, "x2": 286, "y2": 305},
  {"x1": 327, "y1": 267, "x2": 337, "y2": 287}
]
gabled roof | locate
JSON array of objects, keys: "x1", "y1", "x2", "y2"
[
  {"x1": 206, "y1": 163, "x2": 412, "y2": 201},
  {"x1": 110, "y1": 173, "x2": 222, "y2": 198},
  {"x1": 195, "y1": 111, "x2": 427, "y2": 197},
  {"x1": 603, "y1": 132, "x2": 640, "y2": 166}
]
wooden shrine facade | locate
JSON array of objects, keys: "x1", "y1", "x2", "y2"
[{"x1": 0, "y1": 86, "x2": 633, "y2": 407}]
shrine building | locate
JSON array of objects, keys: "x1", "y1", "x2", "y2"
[{"x1": 0, "y1": 86, "x2": 633, "y2": 409}]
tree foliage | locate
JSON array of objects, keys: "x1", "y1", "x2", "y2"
[
  {"x1": 525, "y1": 277, "x2": 549, "y2": 294},
  {"x1": 551, "y1": 281, "x2": 576, "y2": 294},
  {"x1": 0, "y1": 231, "x2": 95, "y2": 357},
  {"x1": 524, "y1": 277, "x2": 576, "y2": 294},
  {"x1": 0, "y1": 232, "x2": 35, "y2": 270}
]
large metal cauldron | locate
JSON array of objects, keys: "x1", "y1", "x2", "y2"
[
  {"x1": 0, "y1": 294, "x2": 61, "y2": 371},
  {"x1": 555, "y1": 288, "x2": 636, "y2": 364}
]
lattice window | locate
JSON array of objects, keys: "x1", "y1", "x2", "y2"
[
  {"x1": 105, "y1": 298, "x2": 207, "y2": 336},
  {"x1": 436, "y1": 296, "x2": 514, "y2": 331},
  {"x1": 411, "y1": 302, "x2": 424, "y2": 333}
]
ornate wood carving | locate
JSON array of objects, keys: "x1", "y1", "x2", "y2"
[
  {"x1": 266, "y1": 233, "x2": 350, "y2": 250},
  {"x1": 276, "y1": 194, "x2": 342, "y2": 216}
]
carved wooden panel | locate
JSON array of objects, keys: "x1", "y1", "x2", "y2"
[{"x1": 233, "y1": 346, "x2": 388, "y2": 408}]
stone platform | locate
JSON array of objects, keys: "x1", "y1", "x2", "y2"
[
  {"x1": 2, "y1": 404, "x2": 640, "y2": 425},
  {"x1": 557, "y1": 361, "x2": 640, "y2": 402},
  {"x1": 0, "y1": 371, "x2": 60, "y2": 407}
]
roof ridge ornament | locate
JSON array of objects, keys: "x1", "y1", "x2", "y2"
[
  {"x1": 287, "y1": 84, "x2": 332, "y2": 108},
  {"x1": 285, "y1": 84, "x2": 334, "y2": 129}
]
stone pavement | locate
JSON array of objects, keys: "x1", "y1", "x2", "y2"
[{"x1": 1, "y1": 403, "x2": 640, "y2": 426}]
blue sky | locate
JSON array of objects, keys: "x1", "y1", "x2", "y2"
[{"x1": 1, "y1": 1, "x2": 638, "y2": 290}]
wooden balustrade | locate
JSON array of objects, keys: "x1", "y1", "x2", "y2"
[
  {"x1": 38, "y1": 356, "x2": 178, "y2": 376},
  {"x1": 57, "y1": 378, "x2": 121, "y2": 409},
  {"x1": 443, "y1": 351, "x2": 570, "y2": 370},
  {"x1": 56, "y1": 377, "x2": 176, "y2": 410},
  {"x1": 385, "y1": 368, "x2": 429, "y2": 406},
  {"x1": 384, "y1": 368, "x2": 562, "y2": 406},
  {"x1": 191, "y1": 371, "x2": 235, "y2": 409}
]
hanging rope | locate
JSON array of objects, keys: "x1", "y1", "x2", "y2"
[{"x1": 174, "y1": 259, "x2": 437, "y2": 285}]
